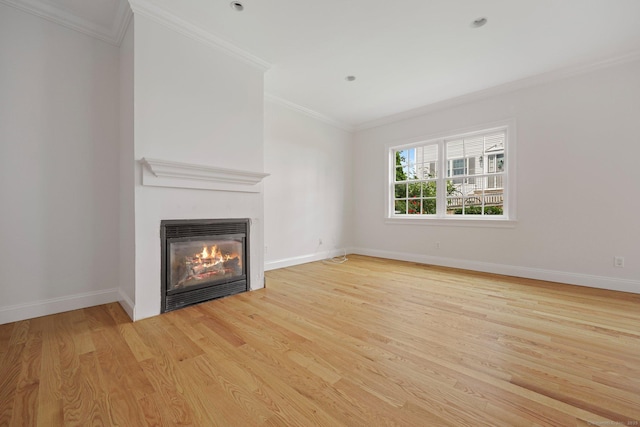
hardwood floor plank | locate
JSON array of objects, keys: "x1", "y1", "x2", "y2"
[
  {"x1": 92, "y1": 328, "x2": 155, "y2": 401},
  {"x1": 7, "y1": 320, "x2": 30, "y2": 347},
  {"x1": 137, "y1": 393, "x2": 168, "y2": 427},
  {"x1": 71, "y1": 351, "x2": 110, "y2": 426},
  {"x1": 179, "y1": 355, "x2": 265, "y2": 426},
  {"x1": 138, "y1": 356, "x2": 197, "y2": 425},
  {"x1": 36, "y1": 315, "x2": 64, "y2": 426},
  {"x1": 58, "y1": 312, "x2": 90, "y2": 426},
  {"x1": 0, "y1": 343, "x2": 25, "y2": 426},
  {"x1": 0, "y1": 321, "x2": 13, "y2": 348},
  {"x1": 84, "y1": 304, "x2": 117, "y2": 332},
  {"x1": 9, "y1": 320, "x2": 43, "y2": 426},
  {"x1": 117, "y1": 322, "x2": 155, "y2": 363},
  {"x1": 236, "y1": 344, "x2": 352, "y2": 427}
]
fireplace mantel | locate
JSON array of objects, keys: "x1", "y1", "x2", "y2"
[{"x1": 140, "y1": 157, "x2": 269, "y2": 192}]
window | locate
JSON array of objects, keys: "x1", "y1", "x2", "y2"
[
  {"x1": 449, "y1": 158, "x2": 468, "y2": 176},
  {"x1": 388, "y1": 123, "x2": 515, "y2": 222}
]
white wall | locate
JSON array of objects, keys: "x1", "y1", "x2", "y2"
[
  {"x1": 352, "y1": 59, "x2": 640, "y2": 293},
  {"x1": 118, "y1": 18, "x2": 135, "y2": 318},
  {"x1": 0, "y1": 4, "x2": 121, "y2": 323},
  {"x1": 132, "y1": 15, "x2": 266, "y2": 320},
  {"x1": 264, "y1": 101, "x2": 353, "y2": 270}
]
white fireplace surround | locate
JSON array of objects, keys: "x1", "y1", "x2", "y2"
[
  {"x1": 140, "y1": 157, "x2": 270, "y2": 192},
  {"x1": 130, "y1": 157, "x2": 268, "y2": 321}
]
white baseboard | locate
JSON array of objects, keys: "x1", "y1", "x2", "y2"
[
  {"x1": 118, "y1": 289, "x2": 135, "y2": 320},
  {"x1": 350, "y1": 247, "x2": 640, "y2": 294},
  {"x1": 0, "y1": 288, "x2": 120, "y2": 325},
  {"x1": 265, "y1": 249, "x2": 349, "y2": 271}
]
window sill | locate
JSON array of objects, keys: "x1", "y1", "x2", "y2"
[{"x1": 385, "y1": 216, "x2": 517, "y2": 228}]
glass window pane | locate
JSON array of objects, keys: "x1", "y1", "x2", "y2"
[
  {"x1": 484, "y1": 205, "x2": 504, "y2": 215},
  {"x1": 486, "y1": 174, "x2": 504, "y2": 189},
  {"x1": 407, "y1": 165, "x2": 418, "y2": 180},
  {"x1": 407, "y1": 148, "x2": 416, "y2": 169},
  {"x1": 447, "y1": 178, "x2": 464, "y2": 197},
  {"x1": 485, "y1": 132, "x2": 505, "y2": 151},
  {"x1": 394, "y1": 200, "x2": 407, "y2": 214},
  {"x1": 407, "y1": 199, "x2": 421, "y2": 215},
  {"x1": 465, "y1": 136, "x2": 484, "y2": 158},
  {"x1": 483, "y1": 191, "x2": 504, "y2": 215},
  {"x1": 447, "y1": 205, "x2": 463, "y2": 215},
  {"x1": 422, "y1": 181, "x2": 437, "y2": 198},
  {"x1": 417, "y1": 144, "x2": 438, "y2": 179},
  {"x1": 447, "y1": 139, "x2": 464, "y2": 160},
  {"x1": 469, "y1": 175, "x2": 483, "y2": 193},
  {"x1": 395, "y1": 183, "x2": 407, "y2": 198},
  {"x1": 422, "y1": 198, "x2": 436, "y2": 215},
  {"x1": 452, "y1": 159, "x2": 466, "y2": 176},
  {"x1": 408, "y1": 182, "x2": 422, "y2": 198},
  {"x1": 496, "y1": 153, "x2": 505, "y2": 172},
  {"x1": 466, "y1": 196, "x2": 482, "y2": 207},
  {"x1": 488, "y1": 153, "x2": 505, "y2": 174},
  {"x1": 463, "y1": 198, "x2": 483, "y2": 215},
  {"x1": 395, "y1": 151, "x2": 408, "y2": 181},
  {"x1": 469, "y1": 156, "x2": 480, "y2": 175},
  {"x1": 446, "y1": 196, "x2": 462, "y2": 214},
  {"x1": 397, "y1": 150, "x2": 408, "y2": 166}
]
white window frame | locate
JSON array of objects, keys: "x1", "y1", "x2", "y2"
[{"x1": 385, "y1": 120, "x2": 517, "y2": 228}]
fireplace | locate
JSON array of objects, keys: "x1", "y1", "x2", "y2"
[{"x1": 160, "y1": 218, "x2": 250, "y2": 312}]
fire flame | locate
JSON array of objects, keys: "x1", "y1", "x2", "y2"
[
  {"x1": 175, "y1": 243, "x2": 242, "y2": 288},
  {"x1": 199, "y1": 245, "x2": 225, "y2": 263}
]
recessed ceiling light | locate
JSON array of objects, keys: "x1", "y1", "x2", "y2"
[
  {"x1": 345, "y1": 75, "x2": 356, "y2": 82},
  {"x1": 230, "y1": 1, "x2": 244, "y2": 12},
  {"x1": 471, "y1": 17, "x2": 488, "y2": 28}
]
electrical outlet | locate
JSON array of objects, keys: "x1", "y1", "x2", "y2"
[{"x1": 614, "y1": 256, "x2": 625, "y2": 268}]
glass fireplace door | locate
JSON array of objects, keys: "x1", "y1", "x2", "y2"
[{"x1": 167, "y1": 234, "x2": 245, "y2": 293}]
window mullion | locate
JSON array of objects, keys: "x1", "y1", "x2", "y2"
[{"x1": 437, "y1": 139, "x2": 446, "y2": 217}]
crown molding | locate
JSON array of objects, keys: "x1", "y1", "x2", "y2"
[
  {"x1": 356, "y1": 49, "x2": 640, "y2": 131},
  {"x1": 140, "y1": 158, "x2": 270, "y2": 193},
  {"x1": 265, "y1": 93, "x2": 354, "y2": 133},
  {"x1": 112, "y1": 0, "x2": 133, "y2": 46},
  {"x1": 128, "y1": 0, "x2": 270, "y2": 72},
  {"x1": 0, "y1": 0, "x2": 132, "y2": 46}
]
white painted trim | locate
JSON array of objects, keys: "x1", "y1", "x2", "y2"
[
  {"x1": 265, "y1": 93, "x2": 354, "y2": 132},
  {"x1": 350, "y1": 247, "x2": 640, "y2": 295},
  {"x1": 356, "y1": 50, "x2": 640, "y2": 131},
  {"x1": 128, "y1": 0, "x2": 270, "y2": 71},
  {"x1": 140, "y1": 158, "x2": 270, "y2": 193},
  {"x1": 118, "y1": 290, "x2": 135, "y2": 321},
  {"x1": 0, "y1": 0, "x2": 132, "y2": 46},
  {"x1": 265, "y1": 249, "x2": 350, "y2": 271},
  {"x1": 0, "y1": 288, "x2": 120, "y2": 325},
  {"x1": 384, "y1": 218, "x2": 517, "y2": 228},
  {"x1": 112, "y1": 1, "x2": 133, "y2": 46}
]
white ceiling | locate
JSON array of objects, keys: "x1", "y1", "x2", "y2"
[{"x1": 7, "y1": 0, "x2": 640, "y2": 129}]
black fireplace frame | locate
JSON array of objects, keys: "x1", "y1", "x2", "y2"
[{"x1": 160, "y1": 218, "x2": 250, "y2": 313}]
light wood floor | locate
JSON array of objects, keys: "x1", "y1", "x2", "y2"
[{"x1": 1, "y1": 255, "x2": 639, "y2": 426}]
